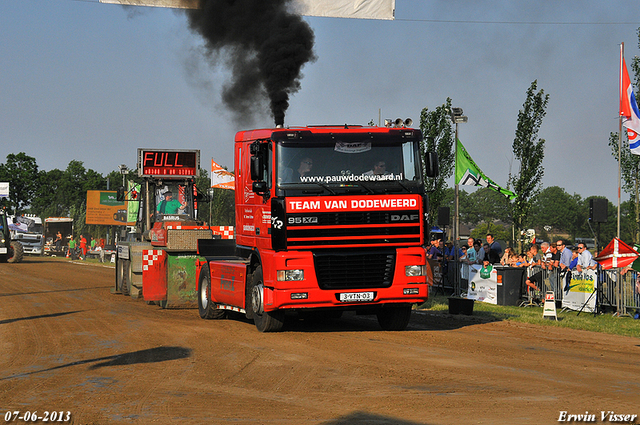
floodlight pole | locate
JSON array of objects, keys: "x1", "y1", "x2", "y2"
[{"x1": 450, "y1": 107, "x2": 467, "y2": 296}]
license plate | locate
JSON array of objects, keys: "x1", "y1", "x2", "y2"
[
  {"x1": 339, "y1": 292, "x2": 374, "y2": 302},
  {"x1": 0, "y1": 248, "x2": 6, "y2": 254}
]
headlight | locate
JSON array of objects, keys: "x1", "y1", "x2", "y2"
[
  {"x1": 277, "y1": 269, "x2": 304, "y2": 281},
  {"x1": 405, "y1": 265, "x2": 426, "y2": 277}
]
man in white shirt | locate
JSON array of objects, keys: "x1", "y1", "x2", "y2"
[{"x1": 576, "y1": 242, "x2": 597, "y2": 272}]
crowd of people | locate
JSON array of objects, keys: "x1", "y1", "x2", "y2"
[
  {"x1": 427, "y1": 233, "x2": 601, "y2": 296},
  {"x1": 53, "y1": 233, "x2": 106, "y2": 260}
]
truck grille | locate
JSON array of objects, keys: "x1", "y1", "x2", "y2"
[
  {"x1": 313, "y1": 249, "x2": 396, "y2": 289},
  {"x1": 286, "y1": 210, "x2": 421, "y2": 248}
]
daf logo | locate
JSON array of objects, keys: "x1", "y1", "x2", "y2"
[{"x1": 391, "y1": 214, "x2": 419, "y2": 222}]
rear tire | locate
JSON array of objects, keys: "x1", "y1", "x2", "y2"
[
  {"x1": 7, "y1": 241, "x2": 24, "y2": 263},
  {"x1": 198, "y1": 265, "x2": 225, "y2": 319},
  {"x1": 249, "y1": 265, "x2": 284, "y2": 332},
  {"x1": 376, "y1": 304, "x2": 412, "y2": 331},
  {"x1": 116, "y1": 257, "x2": 124, "y2": 293}
]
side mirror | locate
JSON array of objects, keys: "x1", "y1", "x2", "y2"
[
  {"x1": 424, "y1": 152, "x2": 439, "y2": 178},
  {"x1": 250, "y1": 156, "x2": 263, "y2": 181},
  {"x1": 252, "y1": 181, "x2": 268, "y2": 195},
  {"x1": 194, "y1": 189, "x2": 210, "y2": 203}
]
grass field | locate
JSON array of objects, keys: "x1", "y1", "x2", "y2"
[{"x1": 419, "y1": 294, "x2": 640, "y2": 339}]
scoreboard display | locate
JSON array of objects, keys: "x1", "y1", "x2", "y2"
[{"x1": 137, "y1": 149, "x2": 200, "y2": 178}]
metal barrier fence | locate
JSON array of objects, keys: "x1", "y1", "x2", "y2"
[{"x1": 435, "y1": 259, "x2": 640, "y2": 315}]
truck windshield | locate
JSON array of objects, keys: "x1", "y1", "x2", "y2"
[
  {"x1": 154, "y1": 182, "x2": 196, "y2": 220},
  {"x1": 276, "y1": 139, "x2": 422, "y2": 193}
]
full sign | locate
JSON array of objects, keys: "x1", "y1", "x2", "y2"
[{"x1": 138, "y1": 149, "x2": 199, "y2": 178}]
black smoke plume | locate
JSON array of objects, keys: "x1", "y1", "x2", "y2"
[{"x1": 186, "y1": 0, "x2": 316, "y2": 126}]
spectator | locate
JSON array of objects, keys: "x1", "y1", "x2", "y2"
[
  {"x1": 460, "y1": 245, "x2": 469, "y2": 291},
  {"x1": 514, "y1": 253, "x2": 527, "y2": 267},
  {"x1": 479, "y1": 254, "x2": 494, "y2": 279},
  {"x1": 79, "y1": 234, "x2": 87, "y2": 259},
  {"x1": 546, "y1": 242, "x2": 560, "y2": 293},
  {"x1": 569, "y1": 247, "x2": 580, "y2": 270},
  {"x1": 426, "y1": 238, "x2": 443, "y2": 260},
  {"x1": 486, "y1": 233, "x2": 503, "y2": 257},
  {"x1": 466, "y1": 239, "x2": 479, "y2": 265},
  {"x1": 530, "y1": 244, "x2": 542, "y2": 267},
  {"x1": 557, "y1": 239, "x2": 572, "y2": 273},
  {"x1": 540, "y1": 242, "x2": 551, "y2": 267},
  {"x1": 68, "y1": 236, "x2": 77, "y2": 260},
  {"x1": 54, "y1": 231, "x2": 63, "y2": 249},
  {"x1": 576, "y1": 242, "x2": 597, "y2": 272},
  {"x1": 475, "y1": 239, "x2": 486, "y2": 265},
  {"x1": 500, "y1": 247, "x2": 517, "y2": 266},
  {"x1": 445, "y1": 241, "x2": 463, "y2": 261}
]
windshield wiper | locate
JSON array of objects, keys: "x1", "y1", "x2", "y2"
[{"x1": 314, "y1": 182, "x2": 337, "y2": 195}]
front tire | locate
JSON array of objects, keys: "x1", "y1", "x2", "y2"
[
  {"x1": 249, "y1": 265, "x2": 284, "y2": 332},
  {"x1": 377, "y1": 304, "x2": 412, "y2": 331},
  {"x1": 198, "y1": 265, "x2": 225, "y2": 319},
  {"x1": 7, "y1": 241, "x2": 24, "y2": 263}
]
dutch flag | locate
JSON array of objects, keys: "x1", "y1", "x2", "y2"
[{"x1": 620, "y1": 56, "x2": 640, "y2": 155}]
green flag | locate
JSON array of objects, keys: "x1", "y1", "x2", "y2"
[{"x1": 455, "y1": 138, "x2": 517, "y2": 200}]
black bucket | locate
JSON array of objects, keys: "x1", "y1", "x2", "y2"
[{"x1": 448, "y1": 297, "x2": 474, "y2": 315}]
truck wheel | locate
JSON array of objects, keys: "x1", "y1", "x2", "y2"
[
  {"x1": 249, "y1": 265, "x2": 284, "y2": 332},
  {"x1": 116, "y1": 257, "x2": 124, "y2": 293},
  {"x1": 198, "y1": 265, "x2": 225, "y2": 319},
  {"x1": 7, "y1": 241, "x2": 24, "y2": 263},
  {"x1": 376, "y1": 304, "x2": 412, "y2": 331}
]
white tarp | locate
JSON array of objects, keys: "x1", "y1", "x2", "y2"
[
  {"x1": 293, "y1": 0, "x2": 395, "y2": 20},
  {"x1": 0, "y1": 182, "x2": 9, "y2": 198},
  {"x1": 99, "y1": 0, "x2": 396, "y2": 20}
]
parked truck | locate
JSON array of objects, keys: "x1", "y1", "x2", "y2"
[
  {"x1": 8, "y1": 214, "x2": 44, "y2": 255},
  {"x1": 43, "y1": 217, "x2": 74, "y2": 256},
  {"x1": 196, "y1": 123, "x2": 438, "y2": 332}
]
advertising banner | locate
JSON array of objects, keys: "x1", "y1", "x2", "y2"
[
  {"x1": 561, "y1": 269, "x2": 597, "y2": 313},
  {"x1": 127, "y1": 181, "x2": 141, "y2": 223},
  {"x1": 426, "y1": 259, "x2": 441, "y2": 287},
  {"x1": 467, "y1": 264, "x2": 498, "y2": 304},
  {"x1": 86, "y1": 190, "x2": 134, "y2": 226}
]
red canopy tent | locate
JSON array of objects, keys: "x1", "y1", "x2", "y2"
[{"x1": 594, "y1": 238, "x2": 639, "y2": 269}]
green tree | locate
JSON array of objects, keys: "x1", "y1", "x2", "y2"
[
  {"x1": 529, "y1": 186, "x2": 581, "y2": 235},
  {"x1": 466, "y1": 188, "x2": 512, "y2": 227},
  {"x1": 469, "y1": 223, "x2": 511, "y2": 245},
  {"x1": 32, "y1": 169, "x2": 66, "y2": 217},
  {"x1": 0, "y1": 152, "x2": 40, "y2": 214},
  {"x1": 509, "y1": 80, "x2": 548, "y2": 251},
  {"x1": 420, "y1": 98, "x2": 454, "y2": 226},
  {"x1": 194, "y1": 167, "x2": 235, "y2": 226}
]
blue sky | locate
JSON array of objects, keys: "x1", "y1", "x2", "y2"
[{"x1": 2, "y1": 0, "x2": 640, "y2": 204}]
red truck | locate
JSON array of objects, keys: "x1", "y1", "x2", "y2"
[{"x1": 197, "y1": 124, "x2": 438, "y2": 332}]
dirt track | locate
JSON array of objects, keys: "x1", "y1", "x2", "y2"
[{"x1": 1, "y1": 257, "x2": 639, "y2": 425}]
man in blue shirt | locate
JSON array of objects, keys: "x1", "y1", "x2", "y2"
[{"x1": 557, "y1": 240, "x2": 573, "y2": 272}]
